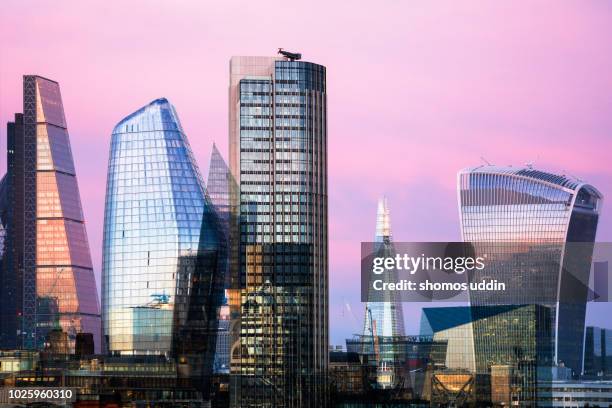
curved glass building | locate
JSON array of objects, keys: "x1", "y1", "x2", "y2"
[
  {"x1": 458, "y1": 165, "x2": 602, "y2": 402},
  {"x1": 102, "y1": 98, "x2": 222, "y2": 359}
]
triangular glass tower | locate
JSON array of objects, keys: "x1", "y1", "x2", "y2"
[
  {"x1": 361, "y1": 197, "x2": 406, "y2": 389},
  {"x1": 362, "y1": 197, "x2": 406, "y2": 338}
]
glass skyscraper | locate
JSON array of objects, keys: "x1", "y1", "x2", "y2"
[
  {"x1": 102, "y1": 98, "x2": 223, "y2": 371},
  {"x1": 229, "y1": 53, "x2": 328, "y2": 407},
  {"x1": 361, "y1": 197, "x2": 406, "y2": 389},
  {"x1": 0, "y1": 76, "x2": 100, "y2": 352},
  {"x1": 457, "y1": 165, "x2": 602, "y2": 402},
  {"x1": 363, "y1": 197, "x2": 406, "y2": 338}
]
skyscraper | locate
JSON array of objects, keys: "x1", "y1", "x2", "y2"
[
  {"x1": 229, "y1": 52, "x2": 328, "y2": 407},
  {"x1": 102, "y1": 98, "x2": 222, "y2": 358},
  {"x1": 361, "y1": 198, "x2": 406, "y2": 389},
  {"x1": 363, "y1": 197, "x2": 405, "y2": 338},
  {"x1": 457, "y1": 165, "x2": 602, "y2": 400},
  {"x1": 0, "y1": 76, "x2": 100, "y2": 352}
]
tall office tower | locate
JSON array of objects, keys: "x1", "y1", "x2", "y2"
[
  {"x1": 458, "y1": 165, "x2": 602, "y2": 400},
  {"x1": 0, "y1": 175, "x2": 9, "y2": 347},
  {"x1": 229, "y1": 52, "x2": 328, "y2": 407},
  {"x1": 361, "y1": 198, "x2": 406, "y2": 388},
  {"x1": 0, "y1": 76, "x2": 101, "y2": 352},
  {"x1": 102, "y1": 98, "x2": 223, "y2": 376}
]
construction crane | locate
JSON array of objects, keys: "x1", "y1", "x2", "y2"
[{"x1": 367, "y1": 307, "x2": 381, "y2": 378}]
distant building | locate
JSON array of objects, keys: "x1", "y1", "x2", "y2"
[
  {"x1": 430, "y1": 370, "x2": 475, "y2": 407},
  {"x1": 420, "y1": 307, "x2": 476, "y2": 372},
  {"x1": 537, "y1": 380, "x2": 612, "y2": 407},
  {"x1": 421, "y1": 305, "x2": 553, "y2": 405},
  {"x1": 0, "y1": 352, "x2": 205, "y2": 406},
  {"x1": 362, "y1": 198, "x2": 406, "y2": 339},
  {"x1": 362, "y1": 198, "x2": 406, "y2": 389},
  {"x1": 329, "y1": 351, "x2": 366, "y2": 397},
  {"x1": 345, "y1": 335, "x2": 447, "y2": 401},
  {"x1": 584, "y1": 326, "x2": 612, "y2": 378}
]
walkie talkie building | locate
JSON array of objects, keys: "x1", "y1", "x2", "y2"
[{"x1": 458, "y1": 165, "x2": 602, "y2": 403}]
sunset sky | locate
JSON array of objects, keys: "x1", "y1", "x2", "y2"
[{"x1": 1, "y1": 1, "x2": 612, "y2": 345}]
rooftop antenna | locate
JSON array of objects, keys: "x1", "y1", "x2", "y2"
[
  {"x1": 480, "y1": 156, "x2": 491, "y2": 166},
  {"x1": 278, "y1": 48, "x2": 302, "y2": 61}
]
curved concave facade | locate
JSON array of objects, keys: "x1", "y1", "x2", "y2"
[{"x1": 457, "y1": 165, "x2": 602, "y2": 403}]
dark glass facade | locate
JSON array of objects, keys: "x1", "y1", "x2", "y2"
[
  {"x1": 229, "y1": 56, "x2": 328, "y2": 407},
  {"x1": 0, "y1": 76, "x2": 100, "y2": 352},
  {"x1": 584, "y1": 326, "x2": 612, "y2": 378}
]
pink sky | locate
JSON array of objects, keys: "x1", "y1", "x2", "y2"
[{"x1": 2, "y1": 1, "x2": 612, "y2": 344}]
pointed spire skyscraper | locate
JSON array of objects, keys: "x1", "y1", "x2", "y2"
[{"x1": 363, "y1": 197, "x2": 406, "y2": 338}]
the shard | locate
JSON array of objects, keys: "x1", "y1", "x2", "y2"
[
  {"x1": 362, "y1": 197, "x2": 406, "y2": 389},
  {"x1": 363, "y1": 197, "x2": 406, "y2": 338}
]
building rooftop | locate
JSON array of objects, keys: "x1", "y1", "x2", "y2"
[{"x1": 460, "y1": 165, "x2": 602, "y2": 198}]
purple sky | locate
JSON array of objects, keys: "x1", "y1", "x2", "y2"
[{"x1": 1, "y1": 1, "x2": 612, "y2": 345}]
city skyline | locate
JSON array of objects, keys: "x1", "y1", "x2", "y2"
[{"x1": 2, "y1": 1, "x2": 612, "y2": 346}]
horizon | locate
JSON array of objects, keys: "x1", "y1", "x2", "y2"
[{"x1": 2, "y1": 0, "x2": 612, "y2": 346}]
